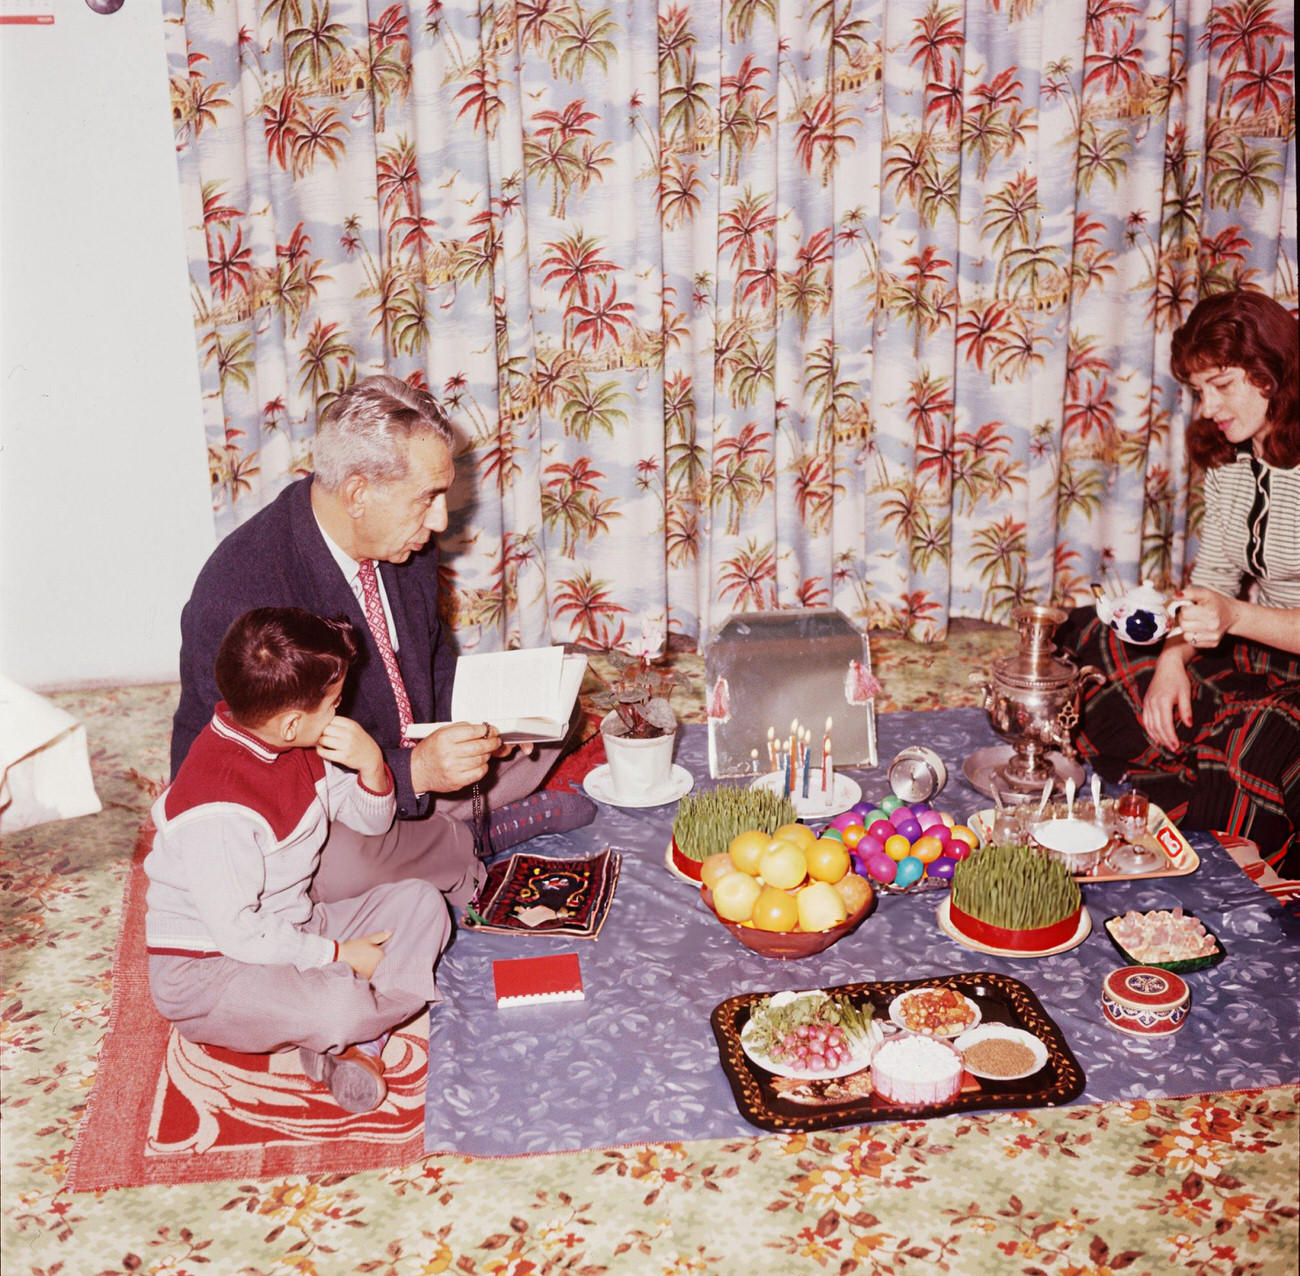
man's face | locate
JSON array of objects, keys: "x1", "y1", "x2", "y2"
[{"x1": 354, "y1": 432, "x2": 454, "y2": 563}]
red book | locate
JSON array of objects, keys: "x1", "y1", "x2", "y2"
[{"x1": 492, "y1": 953, "x2": 584, "y2": 1007}]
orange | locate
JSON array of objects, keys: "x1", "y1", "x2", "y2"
[
  {"x1": 833, "y1": 873, "x2": 873, "y2": 914},
  {"x1": 806, "y1": 839, "x2": 851, "y2": 883},
  {"x1": 712, "y1": 872, "x2": 761, "y2": 922},
  {"x1": 760, "y1": 843, "x2": 808, "y2": 890},
  {"x1": 752, "y1": 886, "x2": 800, "y2": 932},
  {"x1": 728, "y1": 829, "x2": 770, "y2": 875},
  {"x1": 700, "y1": 852, "x2": 737, "y2": 890},
  {"x1": 773, "y1": 822, "x2": 816, "y2": 850}
]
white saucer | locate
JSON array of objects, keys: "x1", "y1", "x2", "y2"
[
  {"x1": 748, "y1": 770, "x2": 862, "y2": 819},
  {"x1": 584, "y1": 763, "x2": 695, "y2": 809}
]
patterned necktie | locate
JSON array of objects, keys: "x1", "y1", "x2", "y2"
[{"x1": 356, "y1": 559, "x2": 415, "y2": 748}]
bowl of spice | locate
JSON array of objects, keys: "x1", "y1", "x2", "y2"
[{"x1": 954, "y1": 1024, "x2": 1048, "y2": 1080}]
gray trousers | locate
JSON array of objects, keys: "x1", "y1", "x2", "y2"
[{"x1": 148, "y1": 879, "x2": 449, "y2": 1055}]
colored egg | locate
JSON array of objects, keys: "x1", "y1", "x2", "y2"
[
  {"x1": 863, "y1": 808, "x2": 891, "y2": 827},
  {"x1": 893, "y1": 817, "x2": 923, "y2": 842},
  {"x1": 909, "y1": 801, "x2": 932, "y2": 815},
  {"x1": 911, "y1": 834, "x2": 945, "y2": 864},
  {"x1": 947, "y1": 839, "x2": 973, "y2": 861},
  {"x1": 950, "y1": 824, "x2": 980, "y2": 849},
  {"x1": 828, "y1": 811, "x2": 860, "y2": 832},
  {"x1": 879, "y1": 795, "x2": 905, "y2": 813},
  {"x1": 925, "y1": 856, "x2": 957, "y2": 881},
  {"x1": 867, "y1": 819, "x2": 895, "y2": 842},
  {"x1": 939, "y1": 811, "x2": 956, "y2": 828},
  {"x1": 850, "y1": 802, "x2": 874, "y2": 820},
  {"x1": 856, "y1": 832, "x2": 887, "y2": 859},
  {"x1": 818, "y1": 827, "x2": 844, "y2": 842},
  {"x1": 917, "y1": 809, "x2": 945, "y2": 831},
  {"x1": 895, "y1": 855, "x2": 925, "y2": 887},
  {"x1": 842, "y1": 825, "x2": 866, "y2": 850},
  {"x1": 884, "y1": 834, "x2": 913, "y2": 861},
  {"x1": 865, "y1": 852, "x2": 898, "y2": 884}
]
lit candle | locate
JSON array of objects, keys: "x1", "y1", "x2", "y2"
[
  {"x1": 766, "y1": 726, "x2": 777, "y2": 773},
  {"x1": 822, "y1": 716, "x2": 832, "y2": 794},
  {"x1": 750, "y1": 747, "x2": 759, "y2": 774}
]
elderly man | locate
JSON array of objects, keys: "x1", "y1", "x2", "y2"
[{"x1": 171, "y1": 376, "x2": 592, "y2": 909}]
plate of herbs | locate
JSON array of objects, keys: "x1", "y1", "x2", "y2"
[{"x1": 740, "y1": 989, "x2": 883, "y2": 1080}]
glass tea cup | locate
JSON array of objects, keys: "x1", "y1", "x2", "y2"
[{"x1": 1116, "y1": 788, "x2": 1150, "y2": 842}]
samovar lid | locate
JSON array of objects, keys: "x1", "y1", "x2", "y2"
[{"x1": 992, "y1": 604, "x2": 1080, "y2": 690}]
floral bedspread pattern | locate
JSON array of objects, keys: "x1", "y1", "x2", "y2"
[
  {"x1": 1, "y1": 685, "x2": 1296, "y2": 1274},
  {"x1": 165, "y1": 1, "x2": 1296, "y2": 648}
]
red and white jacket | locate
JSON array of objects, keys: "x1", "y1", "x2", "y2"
[{"x1": 144, "y1": 704, "x2": 395, "y2": 969}]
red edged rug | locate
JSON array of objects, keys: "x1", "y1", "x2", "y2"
[{"x1": 68, "y1": 822, "x2": 430, "y2": 1191}]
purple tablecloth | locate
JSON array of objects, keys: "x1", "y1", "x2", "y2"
[{"x1": 425, "y1": 710, "x2": 1300, "y2": 1155}]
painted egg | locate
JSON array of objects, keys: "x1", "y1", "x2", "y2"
[
  {"x1": 916, "y1": 809, "x2": 945, "y2": 831},
  {"x1": 865, "y1": 851, "x2": 898, "y2": 884},
  {"x1": 863, "y1": 808, "x2": 891, "y2": 827},
  {"x1": 925, "y1": 856, "x2": 957, "y2": 881},
  {"x1": 894, "y1": 856, "x2": 925, "y2": 887},
  {"x1": 947, "y1": 839, "x2": 973, "y2": 861},
  {"x1": 850, "y1": 802, "x2": 874, "y2": 820},
  {"x1": 909, "y1": 801, "x2": 933, "y2": 815},
  {"x1": 950, "y1": 824, "x2": 980, "y2": 849},
  {"x1": 842, "y1": 825, "x2": 866, "y2": 850},
  {"x1": 856, "y1": 832, "x2": 887, "y2": 859},
  {"x1": 884, "y1": 834, "x2": 913, "y2": 862},
  {"x1": 867, "y1": 819, "x2": 895, "y2": 842},
  {"x1": 878, "y1": 795, "x2": 905, "y2": 814},
  {"x1": 893, "y1": 817, "x2": 923, "y2": 842},
  {"x1": 828, "y1": 811, "x2": 860, "y2": 832},
  {"x1": 911, "y1": 834, "x2": 945, "y2": 864},
  {"x1": 818, "y1": 827, "x2": 844, "y2": 843},
  {"x1": 938, "y1": 812, "x2": 956, "y2": 829}
]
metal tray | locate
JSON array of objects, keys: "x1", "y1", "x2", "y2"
[{"x1": 711, "y1": 971, "x2": 1085, "y2": 1134}]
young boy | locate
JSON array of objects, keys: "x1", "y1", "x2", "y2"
[{"x1": 145, "y1": 607, "x2": 449, "y2": 1114}]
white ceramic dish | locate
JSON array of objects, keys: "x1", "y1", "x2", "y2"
[
  {"x1": 584, "y1": 763, "x2": 694, "y2": 809},
  {"x1": 748, "y1": 770, "x2": 862, "y2": 819},
  {"x1": 954, "y1": 1025, "x2": 1048, "y2": 1079},
  {"x1": 740, "y1": 990, "x2": 882, "y2": 1080},
  {"x1": 888, "y1": 988, "x2": 981, "y2": 1038}
]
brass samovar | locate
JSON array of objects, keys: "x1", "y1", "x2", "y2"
[{"x1": 970, "y1": 605, "x2": 1104, "y2": 792}]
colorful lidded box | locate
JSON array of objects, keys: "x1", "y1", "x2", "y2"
[{"x1": 1101, "y1": 965, "x2": 1190, "y2": 1037}]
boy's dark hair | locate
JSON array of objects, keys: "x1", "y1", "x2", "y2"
[{"x1": 215, "y1": 608, "x2": 359, "y2": 726}]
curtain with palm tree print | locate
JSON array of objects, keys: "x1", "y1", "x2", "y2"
[{"x1": 166, "y1": 0, "x2": 1295, "y2": 651}]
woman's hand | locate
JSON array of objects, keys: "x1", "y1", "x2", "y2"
[
  {"x1": 1142, "y1": 651, "x2": 1194, "y2": 753},
  {"x1": 1173, "y1": 586, "x2": 1240, "y2": 650}
]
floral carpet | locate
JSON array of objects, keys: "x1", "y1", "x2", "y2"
[{"x1": 4, "y1": 630, "x2": 1298, "y2": 1275}]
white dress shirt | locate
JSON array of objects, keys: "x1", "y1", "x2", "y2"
[{"x1": 314, "y1": 519, "x2": 402, "y2": 651}]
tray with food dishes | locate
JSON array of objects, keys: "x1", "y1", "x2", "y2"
[
  {"x1": 967, "y1": 801, "x2": 1199, "y2": 882},
  {"x1": 1103, "y1": 907, "x2": 1225, "y2": 974},
  {"x1": 711, "y1": 972, "x2": 1085, "y2": 1133}
]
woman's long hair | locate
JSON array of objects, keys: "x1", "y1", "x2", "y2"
[{"x1": 1171, "y1": 290, "x2": 1299, "y2": 469}]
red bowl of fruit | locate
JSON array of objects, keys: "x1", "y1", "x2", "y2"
[{"x1": 700, "y1": 884, "x2": 874, "y2": 960}]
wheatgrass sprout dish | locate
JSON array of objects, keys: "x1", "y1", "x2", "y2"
[
  {"x1": 672, "y1": 786, "x2": 798, "y2": 863},
  {"x1": 950, "y1": 845, "x2": 1081, "y2": 931}
]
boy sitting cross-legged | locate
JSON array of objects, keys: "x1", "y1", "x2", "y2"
[{"x1": 145, "y1": 606, "x2": 450, "y2": 1114}]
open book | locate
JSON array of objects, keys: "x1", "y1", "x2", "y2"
[{"x1": 405, "y1": 646, "x2": 587, "y2": 743}]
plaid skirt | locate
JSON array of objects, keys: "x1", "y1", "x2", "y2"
[{"x1": 1056, "y1": 608, "x2": 1300, "y2": 877}]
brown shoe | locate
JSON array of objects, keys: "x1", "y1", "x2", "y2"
[{"x1": 300, "y1": 1046, "x2": 388, "y2": 1113}]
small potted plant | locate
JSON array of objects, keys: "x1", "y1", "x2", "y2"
[{"x1": 591, "y1": 621, "x2": 689, "y2": 801}]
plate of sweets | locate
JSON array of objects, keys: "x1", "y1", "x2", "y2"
[
  {"x1": 888, "y1": 986, "x2": 981, "y2": 1037},
  {"x1": 1104, "y1": 907, "x2": 1224, "y2": 973},
  {"x1": 739, "y1": 989, "x2": 883, "y2": 1080}
]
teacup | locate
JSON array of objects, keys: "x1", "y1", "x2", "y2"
[{"x1": 1095, "y1": 581, "x2": 1189, "y2": 646}]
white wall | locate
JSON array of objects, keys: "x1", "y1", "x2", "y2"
[{"x1": 1, "y1": 0, "x2": 214, "y2": 688}]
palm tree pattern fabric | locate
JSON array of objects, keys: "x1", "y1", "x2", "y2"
[{"x1": 165, "y1": 0, "x2": 1296, "y2": 650}]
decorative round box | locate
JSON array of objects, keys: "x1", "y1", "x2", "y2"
[{"x1": 1101, "y1": 965, "x2": 1190, "y2": 1036}]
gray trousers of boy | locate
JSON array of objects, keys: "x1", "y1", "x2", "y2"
[{"x1": 148, "y1": 879, "x2": 449, "y2": 1056}]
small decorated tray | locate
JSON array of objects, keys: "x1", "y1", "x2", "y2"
[
  {"x1": 711, "y1": 972, "x2": 1085, "y2": 1134},
  {"x1": 1103, "y1": 910, "x2": 1226, "y2": 974},
  {"x1": 968, "y1": 802, "x2": 1199, "y2": 882}
]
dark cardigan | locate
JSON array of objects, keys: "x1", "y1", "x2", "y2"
[{"x1": 171, "y1": 477, "x2": 457, "y2": 819}]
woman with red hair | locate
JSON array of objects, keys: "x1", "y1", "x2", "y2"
[{"x1": 1061, "y1": 290, "x2": 1300, "y2": 875}]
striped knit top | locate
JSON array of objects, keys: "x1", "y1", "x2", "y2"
[{"x1": 1191, "y1": 447, "x2": 1300, "y2": 609}]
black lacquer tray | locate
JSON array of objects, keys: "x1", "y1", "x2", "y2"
[{"x1": 710, "y1": 971, "x2": 1085, "y2": 1134}]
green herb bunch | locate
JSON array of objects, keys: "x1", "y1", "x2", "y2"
[
  {"x1": 745, "y1": 992, "x2": 876, "y2": 1058},
  {"x1": 672, "y1": 786, "x2": 798, "y2": 861},
  {"x1": 951, "y1": 845, "x2": 1081, "y2": 929}
]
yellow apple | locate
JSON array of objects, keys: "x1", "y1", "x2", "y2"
[{"x1": 796, "y1": 880, "x2": 849, "y2": 933}]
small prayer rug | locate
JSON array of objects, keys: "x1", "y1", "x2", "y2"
[{"x1": 67, "y1": 823, "x2": 429, "y2": 1191}]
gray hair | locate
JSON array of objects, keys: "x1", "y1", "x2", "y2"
[{"x1": 313, "y1": 375, "x2": 454, "y2": 491}]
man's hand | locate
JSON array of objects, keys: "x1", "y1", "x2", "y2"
[
  {"x1": 410, "y1": 721, "x2": 502, "y2": 794},
  {"x1": 1174, "y1": 585, "x2": 1240, "y2": 650},
  {"x1": 317, "y1": 717, "x2": 388, "y2": 793},
  {"x1": 338, "y1": 929, "x2": 390, "y2": 979},
  {"x1": 1142, "y1": 651, "x2": 1194, "y2": 752}
]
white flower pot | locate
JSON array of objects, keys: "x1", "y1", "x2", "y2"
[{"x1": 601, "y1": 712, "x2": 676, "y2": 802}]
